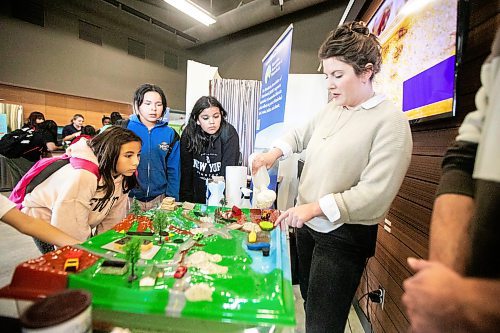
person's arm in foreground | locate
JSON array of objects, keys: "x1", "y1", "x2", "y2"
[
  {"x1": 430, "y1": 31, "x2": 500, "y2": 271},
  {"x1": 403, "y1": 258, "x2": 500, "y2": 333},
  {"x1": 429, "y1": 114, "x2": 479, "y2": 273},
  {"x1": 429, "y1": 194, "x2": 474, "y2": 273},
  {"x1": 2, "y1": 207, "x2": 79, "y2": 247}
]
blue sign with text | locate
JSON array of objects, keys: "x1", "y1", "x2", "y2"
[{"x1": 256, "y1": 26, "x2": 293, "y2": 137}]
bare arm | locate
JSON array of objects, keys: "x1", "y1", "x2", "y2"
[
  {"x1": 2, "y1": 208, "x2": 80, "y2": 247},
  {"x1": 62, "y1": 131, "x2": 81, "y2": 142},
  {"x1": 429, "y1": 194, "x2": 474, "y2": 273},
  {"x1": 46, "y1": 141, "x2": 59, "y2": 151}
]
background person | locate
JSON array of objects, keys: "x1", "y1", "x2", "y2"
[
  {"x1": 251, "y1": 21, "x2": 412, "y2": 332},
  {"x1": 123, "y1": 83, "x2": 180, "y2": 210},
  {"x1": 402, "y1": 28, "x2": 500, "y2": 333},
  {"x1": 110, "y1": 111, "x2": 123, "y2": 125},
  {"x1": 0, "y1": 120, "x2": 59, "y2": 191},
  {"x1": 23, "y1": 111, "x2": 45, "y2": 130},
  {"x1": 61, "y1": 113, "x2": 84, "y2": 142},
  {"x1": 71, "y1": 124, "x2": 96, "y2": 145},
  {"x1": 101, "y1": 115, "x2": 111, "y2": 126},
  {"x1": 0, "y1": 195, "x2": 79, "y2": 247},
  {"x1": 13, "y1": 126, "x2": 141, "y2": 253},
  {"x1": 98, "y1": 115, "x2": 112, "y2": 134},
  {"x1": 180, "y1": 96, "x2": 240, "y2": 203}
]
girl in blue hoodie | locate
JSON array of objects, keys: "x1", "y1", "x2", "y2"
[{"x1": 125, "y1": 83, "x2": 180, "y2": 210}]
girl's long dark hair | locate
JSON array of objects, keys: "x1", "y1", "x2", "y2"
[
  {"x1": 183, "y1": 96, "x2": 227, "y2": 155},
  {"x1": 89, "y1": 126, "x2": 141, "y2": 201},
  {"x1": 26, "y1": 111, "x2": 45, "y2": 129}
]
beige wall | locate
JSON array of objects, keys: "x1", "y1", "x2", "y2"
[
  {"x1": 0, "y1": 2, "x2": 348, "y2": 112},
  {"x1": 0, "y1": 15, "x2": 187, "y2": 110},
  {"x1": 190, "y1": 2, "x2": 348, "y2": 80}
]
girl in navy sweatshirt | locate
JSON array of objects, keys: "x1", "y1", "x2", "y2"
[{"x1": 180, "y1": 96, "x2": 240, "y2": 204}]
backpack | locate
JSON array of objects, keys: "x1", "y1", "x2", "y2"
[
  {"x1": 0, "y1": 128, "x2": 42, "y2": 159},
  {"x1": 9, "y1": 154, "x2": 100, "y2": 209}
]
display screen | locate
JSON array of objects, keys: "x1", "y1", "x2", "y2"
[{"x1": 368, "y1": 0, "x2": 462, "y2": 121}]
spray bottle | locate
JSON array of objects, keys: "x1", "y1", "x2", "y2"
[{"x1": 240, "y1": 187, "x2": 252, "y2": 209}]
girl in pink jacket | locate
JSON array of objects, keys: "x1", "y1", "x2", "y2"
[{"x1": 20, "y1": 126, "x2": 142, "y2": 253}]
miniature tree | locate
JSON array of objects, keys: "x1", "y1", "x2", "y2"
[
  {"x1": 214, "y1": 197, "x2": 227, "y2": 223},
  {"x1": 124, "y1": 237, "x2": 141, "y2": 282},
  {"x1": 129, "y1": 197, "x2": 142, "y2": 216},
  {"x1": 152, "y1": 210, "x2": 170, "y2": 245}
]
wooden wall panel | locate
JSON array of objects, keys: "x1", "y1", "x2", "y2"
[
  {"x1": 0, "y1": 83, "x2": 132, "y2": 129},
  {"x1": 45, "y1": 93, "x2": 67, "y2": 108},
  {"x1": 0, "y1": 85, "x2": 19, "y2": 102},
  {"x1": 45, "y1": 106, "x2": 71, "y2": 123},
  {"x1": 385, "y1": 213, "x2": 429, "y2": 259},
  {"x1": 83, "y1": 111, "x2": 106, "y2": 128},
  {"x1": 368, "y1": 259, "x2": 407, "y2": 332},
  {"x1": 86, "y1": 99, "x2": 104, "y2": 113},
  {"x1": 397, "y1": 177, "x2": 437, "y2": 210},
  {"x1": 67, "y1": 96, "x2": 88, "y2": 111},
  {"x1": 375, "y1": 240, "x2": 412, "y2": 284},
  {"x1": 20, "y1": 90, "x2": 45, "y2": 105},
  {"x1": 357, "y1": 254, "x2": 408, "y2": 332},
  {"x1": 376, "y1": 224, "x2": 419, "y2": 267},
  {"x1": 406, "y1": 155, "x2": 443, "y2": 184},
  {"x1": 22, "y1": 103, "x2": 45, "y2": 114},
  {"x1": 355, "y1": 2, "x2": 498, "y2": 332},
  {"x1": 411, "y1": 128, "x2": 458, "y2": 156},
  {"x1": 390, "y1": 196, "x2": 431, "y2": 235}
]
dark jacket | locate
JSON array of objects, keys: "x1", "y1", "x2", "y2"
[
  {"x1": 126, "y1": 114, "x2": 180, "y2": 201},
  {"x1": 61, "y1": 124, "x2": 79, "y2": 139},
  {"x1": 180, "y1": 122, "x2": 240, "y2": 203},
  {"x1": 0, "y1": 127, "x2": 54, "y2": 162}
]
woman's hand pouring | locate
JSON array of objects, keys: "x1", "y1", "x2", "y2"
[{"x1": 250, "y1": 148, "x2": 283, "y2": 175}]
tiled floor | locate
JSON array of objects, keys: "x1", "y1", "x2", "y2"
[{"x1": 0, "y1": 191, "x2": 364, "y2": 332}]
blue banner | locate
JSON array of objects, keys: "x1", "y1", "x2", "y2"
[
  {"x1": 255, "y1": 25, "x2": 293, "y2": 140},
  {"x1": 252, "y1": 25, "x2": 293, "y2": 206}
]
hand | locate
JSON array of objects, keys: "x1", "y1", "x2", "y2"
[
  {"x1": 74, "y1": 131, "x2": 81, "y2": 137},
  {"x1": 403, "y1": 258, "x2": 467, "y2": 333},
  {"x1": 274, "y1": 202, "x2": 321, "y2": 230},
  {"x1": 251, "y1": 148, "x2": 282, "y2": 175}
]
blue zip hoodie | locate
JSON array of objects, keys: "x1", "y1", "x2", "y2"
[{"x1": 126, "y1": 114, "x2": 180, "y2": 201}]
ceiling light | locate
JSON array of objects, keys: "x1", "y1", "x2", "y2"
[{"x1": 163, "y1": 0, "x2": 216, "y2": 26}]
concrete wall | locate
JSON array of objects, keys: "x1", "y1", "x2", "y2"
[
  {"x1": 0, "y1": 12, "x2": 187, "y2": 110},
  {"x1": 189, "y1": 1, "x2": 348, "y2": 80},
  {"x1": 0, "y1": 1, "x2": 347, "y2": 111}
]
